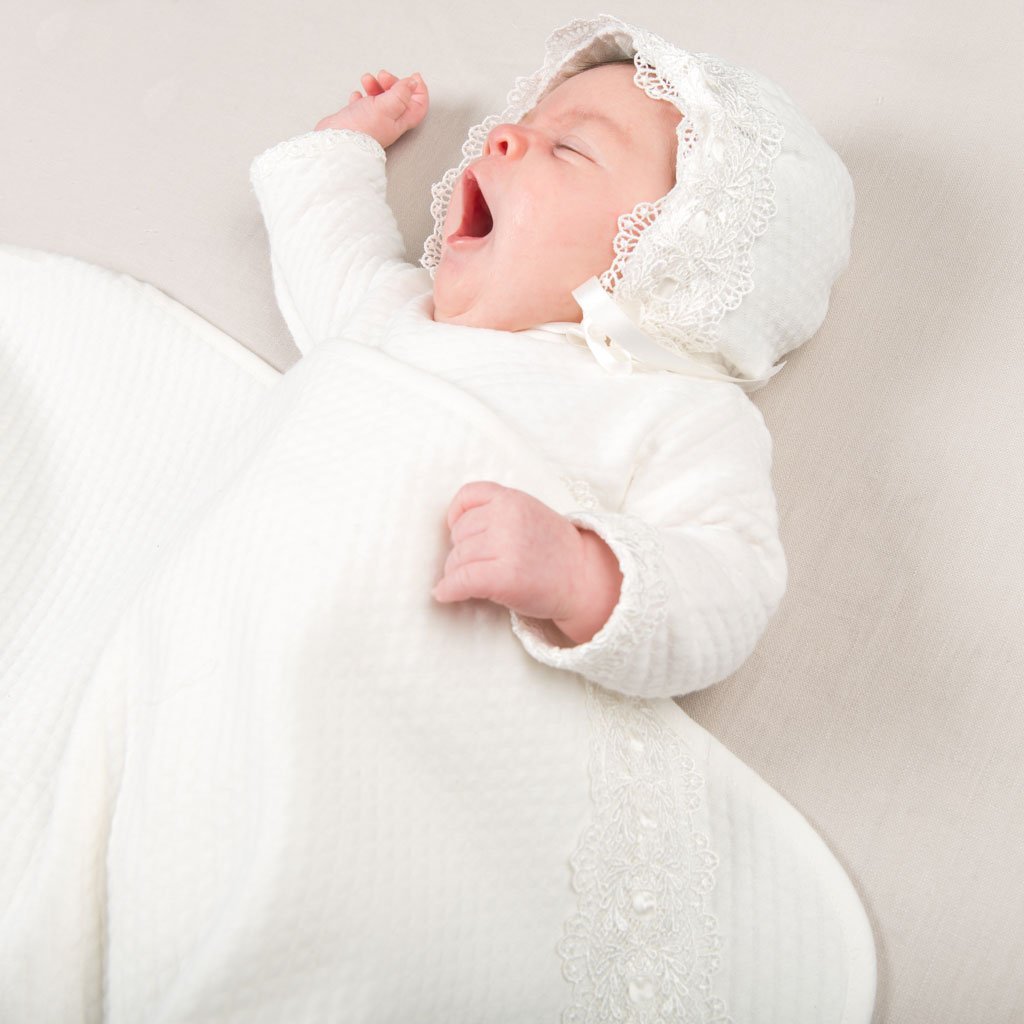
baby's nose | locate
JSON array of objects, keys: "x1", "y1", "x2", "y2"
[{"x1": 484, "y1": 122, "x2": 527, "y2": 158}]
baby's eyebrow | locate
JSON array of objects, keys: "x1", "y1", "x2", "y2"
[{"x1": 520, "y1": 107, "x2": 628, "y2": 146}]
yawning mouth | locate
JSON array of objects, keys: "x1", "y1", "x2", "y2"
[{"x1": 447, "y1": 168, "x2": 494, "y2": 243}]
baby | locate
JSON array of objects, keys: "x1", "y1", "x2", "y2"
[
  {"x1": 250, "y1": 15, "x2": 854, "y2": 698},
  {"x1": 313, "y1": 61, "x2": 682, "y2": 648},
  {"x1": 0, "y1": 22, "x2": 861, "y2": 1019}
]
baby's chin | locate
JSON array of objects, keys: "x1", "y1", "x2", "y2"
[
  {"x1": 430, "y1": 294, "x2": 508, "y2": 330},
  {"x1": 431, "y1": 270, "x2": 581, "y2": 332},
  {"x1": 431, "y1": 291, "x2": 557, "y2": 332},
  {"x1": 430, "y1": 265, "x2": 503, "y2": 329}
]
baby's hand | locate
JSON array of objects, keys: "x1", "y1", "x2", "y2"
[
  {"x1": 432, "y1": 482, "x2": 623, "y2": 646},
  {"x1": 314, "y1": 69, "x2": 428, "y2": 149}
]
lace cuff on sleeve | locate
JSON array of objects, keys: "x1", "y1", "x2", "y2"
[
  {"x1": 509, "y1": 509, "x2": 670, "y2": 695},
  {"x1": 249, "y1": 128, "x2": 385, "y2": 185}
]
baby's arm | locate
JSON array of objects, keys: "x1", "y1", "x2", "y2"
[
  {"x1": 510, "y1": 389, "x2": 789, "y2": 700},
  {"x1": 248, "y1": 70, "x2": 428, "y2": 357}
]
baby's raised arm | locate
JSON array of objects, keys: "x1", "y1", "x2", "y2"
[{"x1": 248, "y1": 69, "x2": 429, "y2": 358}]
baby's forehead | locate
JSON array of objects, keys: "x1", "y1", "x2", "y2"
[
  {"x1": 525, "y1": 68, "x2": 679, "y2": 153},
  {"x1": 542, "y1": 62, "x2": 635, "y2": 103},
  {"x1": 529, "y1": 64, "x2": 670, "y2": 127}
]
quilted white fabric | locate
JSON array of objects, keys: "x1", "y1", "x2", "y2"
[
  {"x1": 0, "y1": 123, "x2": 875, "y2": 1022},
  {"x1": 249, "y1": 126, "x2": 791, "y2": 702},
  {"x1": 9, "y1": 2, "x2": 1024, "y2": 1018}
]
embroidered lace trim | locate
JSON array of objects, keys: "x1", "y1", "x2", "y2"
[
  {"x1": 558, "y1": 474, "x2": 605, "y2": 513},
  {"x1": 512, "y1": 473, "x2": 732, "y2": 1016},
  {"x1": 508, "y1": 476, "x2": 670, "y2": 696},
  {"x1": 520, "y1": 476, "x2": 731, "y2": 1019},
  {"x1": 249, "y1": 128, "x2": 385, "y2": 186},
  {"x1": 560, "y1": 682, "x2": 731, "y2": 1022},
  {"x1": 418, "y1": 14, "x2": 784, "y2": 369}
]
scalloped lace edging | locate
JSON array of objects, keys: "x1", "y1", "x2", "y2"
[
  {"x1": 250, "y1": 128, "x2": 385, "y2": 186},
  {"x1": 558, "y1": 682, "x2": 732, "y2": 1023}
]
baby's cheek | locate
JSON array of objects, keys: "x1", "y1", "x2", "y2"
[{"x1": 568, "y1": 197, "x2": 616, "y2": 249}]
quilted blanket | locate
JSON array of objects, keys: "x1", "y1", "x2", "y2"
[{"x1": 0, "y1": 245, "x2": 875, "y2": 1023}]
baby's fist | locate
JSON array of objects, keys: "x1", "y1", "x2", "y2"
[
  {"x1": 315, "y1": 69, "x2": 428, "y2": 149},
  {"x1": 431, "y1": 481, "x2": 623, "y2": 645}
]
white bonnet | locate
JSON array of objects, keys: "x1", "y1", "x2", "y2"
[{"x1": 420, "y1": 13, "x2": 856, "y2": 389}]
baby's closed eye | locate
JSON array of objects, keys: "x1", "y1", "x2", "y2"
[{"x1": 556, "y1": 141, "x2": 588, "y2": 159}]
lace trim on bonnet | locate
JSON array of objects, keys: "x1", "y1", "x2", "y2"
[{"x1": 419, "y1": 14, "x2": 785, "y2": 387}]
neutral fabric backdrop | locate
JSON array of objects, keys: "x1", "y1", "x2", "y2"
[{"x1": 2, "y1": 2, "x2": 1022, "y2": 1021}]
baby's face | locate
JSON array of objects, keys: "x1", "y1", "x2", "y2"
[{"x1": 431, "y1": 63, "x2": 681, "y2": 331}]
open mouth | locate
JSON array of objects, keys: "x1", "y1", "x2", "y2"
[{"x1": 446, "y1": 169, "x2": 494, "y2": 244}]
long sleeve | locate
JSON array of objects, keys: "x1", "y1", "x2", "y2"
[
  {"x1": 248, "y1": 128, "x2": 412, "y2": 357},
  {"x1": 509, "y1": 387, "x2": 788, "y2": 700}
]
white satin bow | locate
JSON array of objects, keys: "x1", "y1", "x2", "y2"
[{"x1": 524, "y1": 276, "x2": 786, "y2": 393}]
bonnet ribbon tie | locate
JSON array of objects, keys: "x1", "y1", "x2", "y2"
[{"x1": 552, "y1": 276, "x2": 786, "y2": 392}]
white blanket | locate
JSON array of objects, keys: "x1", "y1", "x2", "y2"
[{"x1": 0, "y1": 244, "x2": 876, "y2": 1023}]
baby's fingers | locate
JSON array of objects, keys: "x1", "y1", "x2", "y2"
[
  {"x1": 378, "y1": 76, "x2": 411, "y2": 106},
  {"x1": 360, "y1": 69, "x2": 400, "y2": 97},
  {"x1": 378, "y1": 74, "x2": 428, "y2": 120},
  {"x1": 440, "y1": 532, "x2": 497, "y2": 581},
  {"x1": 360, "y1": 72, "x2": 384, "y2": 96},
  {"x1": 432, "y1": 558, "x2": 501, "y2": 604}
]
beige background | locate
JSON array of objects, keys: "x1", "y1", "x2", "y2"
[{"x1": 2, "y1": 2, "x2": 1022, "y2": 1021}]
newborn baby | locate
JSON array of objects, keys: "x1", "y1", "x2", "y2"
[
  {"x1": 316, "y1": 61, "x2": 679, "y2": 648},
  {"x1": 249, "y1": 15, "x2": 854, "y2": 698},
  {"x1": 0, "y1": 21, "x2": 862, "y2": 1020}
]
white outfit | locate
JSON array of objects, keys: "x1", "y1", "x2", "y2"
[
  {"x1": 250, "y1": 126, "x2": 788, "y2": 701},
  {"x1": 0, "y1": 125, "x2": 875, "y2": 1020},
  {"x1": 0, "y1": 18, "x2": 873, "y2": 1019}
]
